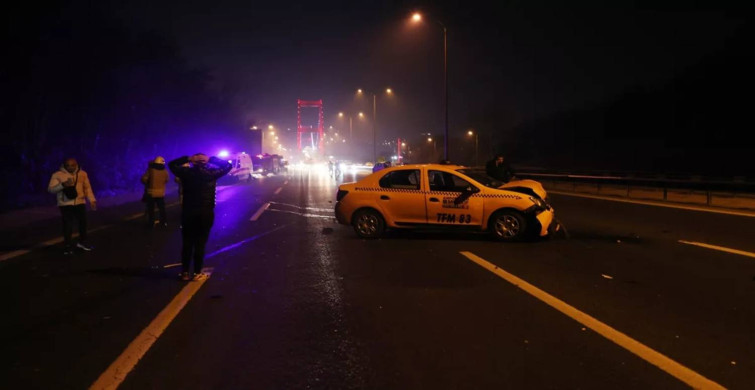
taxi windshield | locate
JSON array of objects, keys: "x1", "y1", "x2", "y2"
[{"x1": 456, "y1": 169, "x2": 504, "y2": 189}]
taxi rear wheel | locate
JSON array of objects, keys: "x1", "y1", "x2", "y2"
[
  {"x1": 489, "y1": 210, "x2": 527, "y2": 242},
  {"x1": 352, "y1": 209, "x2": 385, "y2": 239}
]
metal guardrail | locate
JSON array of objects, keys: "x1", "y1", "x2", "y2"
[{"x1": 511, "y1": 169, "x2": 755, "y2": 211}]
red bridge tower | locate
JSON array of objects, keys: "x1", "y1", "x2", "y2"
[{"x1": 297, "y1": 99, "x2": 324, "y2": 152}]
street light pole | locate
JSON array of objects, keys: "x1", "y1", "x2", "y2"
[
  {"x1": 372, "y1": 93, "x2": 377, "y2": 163},
  {"x1": 412, "y1": 13, "x2": 448, "y2": 161},
  {"x1": 475, "y1": 133, "x2": 479, "y2": 166},
  {"x1": 442, "y1": 23, "x2": 448, "y2": 161}
]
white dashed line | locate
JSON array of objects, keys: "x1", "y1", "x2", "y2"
[{"x1": 250, "y1": 202, "x2": 270, "y2": 221}]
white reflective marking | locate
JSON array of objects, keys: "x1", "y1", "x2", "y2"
[
  {"x1": 460, "y1": 251, "x2": 725, "y2": 390},
  {"x1": 250, "y1": 202, "x2": 270, "y2": 221},
  {"x1": 268, "y1": 201, "x2": 332, "y2": 212},
  {"x1": 266, "y1": 208, "x2": 333, "y2": 219},
  {"x1": 274, "y1": 187, "x2": 283, "y2": 195},
  {"x1": 90, "y1": 268, "x2": 213, "y2": 390},
  {"x1": 0, "y1": 225, "x2": 111, "y2": 262},
  {"x1": 678, "y1": 240, "x2": 755, "y2": 259}
]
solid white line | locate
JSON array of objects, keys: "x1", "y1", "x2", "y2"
[
  {"x1": 89, "y1": 268, "x2": 213, "y2": 390},
  {"x1": 0, "y1": 225, "x2": 112, "y2": 262},
  {"x1": 268, "y1": 201, "x2": 332, "y2": 212},
  {"x1": 550, "y1": 191, "x2": 755, "y2": 218},
  {"x1": 125, "y1": 213, "x2": 144, "y2": 221},
  {"x1": 266, "y1": 209, "x2": 333, "y2": 219},
  {"x1": 678, "y1": 240, "x2": 755, "y2": 259},
  {"x1": 1, "y1": 202, "x2": 180, "y2": 262},
  {"x1": 459, "y1": 251, "x2": 725, "y2": 390},
  {"x1": 0, "y1": 249, "x2": 31, "y2": 262},
  {"x1": 274, "y1": 187, "x2": 283, "y2": 195},
  {"x1": 249, "y1": 202, "x2": 270, "y2": 221}
]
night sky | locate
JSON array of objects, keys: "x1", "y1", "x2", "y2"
[
  {"x1": 93, "y1": 1, "x2": 746, "y2": 140},
  {"x1": 5, "y1": 0, "x2": 752, "y2": 182}
]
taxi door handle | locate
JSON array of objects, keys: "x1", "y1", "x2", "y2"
[
  {"x1": 380, "y1": 195, "x2": 390, "y2": 200},
  {"x1": 429, "y1": 197, "x2": 439, "y2": 202}
]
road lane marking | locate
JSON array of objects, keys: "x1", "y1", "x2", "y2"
[
  {"x1": 249, "y1": 202, "x2": 270, "y2": 221},
  {"x1": 269, "y1": 201, "x2": 332, "y2": 212},
  {"x1": 284, "y1": 180, "x2": 288, "y2": 185},
  {"x1": 678, "y1": 240, "x2": 755, "y2": 259},
  {"x1": 205, "y1": 224, "x2": 288, "y2": 259},
  {"x1": 1, "y1": 202, "x2": 183, "y2": 262},
  {"x1": 266, "y1": 209, "x2": 333, "y2": 219},
  {"x1": 0, "y1": 225, "x2": 112, "y2": 262},
  {"x1": 459, "y1": 251, "x2": 725, "y2": 390},
  {"x1": 162, "y1": 263, "x2": 182, "y2": 268},
  {"x1": 550, "y1": 191, "x2": 755, "y2": 218},
  {"x1": 274, "y1": 187, "x2": 283, "y2": 195},
  {"x1": 90, "y1": 267, "x2": 213, "y2": 390},
  {"x1": 125, "y1": 202, "x2": 180, "y2": 221}
]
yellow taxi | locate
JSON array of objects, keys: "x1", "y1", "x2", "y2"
[{"x1": 335, "y1": 163, "x2": 559, "y2": 241}]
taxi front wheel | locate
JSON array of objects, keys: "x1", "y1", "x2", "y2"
[
  {"x1": 489, "y1": 210, "x2": 527, "y2": 242},
  {"x1": 353, "y1": 209, "x2": 385, "y2": 239}
]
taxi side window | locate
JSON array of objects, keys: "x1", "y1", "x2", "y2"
[
  {"x1": 379, "y1": 170, "x2": 420, "y2": 190},
  {"x1": 429, "y1": 170, "x2": 477, "y2": 192}
]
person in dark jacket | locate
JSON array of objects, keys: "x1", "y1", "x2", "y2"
[
  {"x1": 142, "y1": 156, "x2": 170, "y2": 228},
  {"x1": 168, "y1": 153, "x2": 232, "y2": 281},
  {"x1": 485, "y1": 154, "x2": 516, "y2": 182}
]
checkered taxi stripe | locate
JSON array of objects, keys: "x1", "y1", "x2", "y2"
[{"x1": 353, "y1": 187, "x2": 522, "y2": 200}]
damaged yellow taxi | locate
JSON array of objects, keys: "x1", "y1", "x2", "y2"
[{"x1": 335, "y1": 163, "x2": 561, "y2": 241}]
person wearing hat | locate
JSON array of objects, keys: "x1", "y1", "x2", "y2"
[
  {"x1": 168, "y1": 153, "x2": 232, "y2": 281},
  {"x1": 142, "y1": 156, "x2": 170, "y2": 228}
]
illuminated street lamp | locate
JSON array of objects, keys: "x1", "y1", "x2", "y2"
[
  {"x1": 467, "y1": 129, "x2": 479, "y2": 166},
  {"x1": 357, "y1": 87, "x2": 394, "y2": 162},
  {"x1": 427, "y1": 136, "x2": 437, "y2": 161},
  {"x1": 337, "y1": 111, "x2": 365, "y2": 141},
  {"x1": 411, "y1": 12, "x2": 448, "y2": 160}
]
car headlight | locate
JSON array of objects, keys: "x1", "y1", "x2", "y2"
[{"x1": 529, "y1": 196, "x2": 546, "y2": 209}]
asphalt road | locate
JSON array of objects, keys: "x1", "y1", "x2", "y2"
[{"x1": 1, "y1": 166, "x2": 753, "y2": 389}]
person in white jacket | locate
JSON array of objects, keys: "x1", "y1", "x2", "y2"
[{"x1": 48, "y1": 158, "x2": 97, "y2": 255}]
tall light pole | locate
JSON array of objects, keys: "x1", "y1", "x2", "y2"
[
  {"x1": 427, "y1": 136, "x2": 436, "y2": 162},
  {"x1": 467, "y1": 130, "x2": 478, "y2": 166},
  {"x1": 357, "y1": 88, "x2": 393, "y2": 163},
  {"x1": 338, "y1": 111, "x2": 365, "y2": 145},
  {"x1": 412, "y1": 12, "x2": 448, "y2": 160}
]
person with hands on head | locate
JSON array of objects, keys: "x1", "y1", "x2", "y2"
[
  {"x1": 168, "y1": 153, "x2": 232, "y2": 281},
  {"x1": 47, "y1": 157, "x2": 97, "y2": 255}
]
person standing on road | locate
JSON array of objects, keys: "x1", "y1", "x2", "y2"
[
  {"x1": 168, "y1": 153, "x2": 232, "y2": 281},
  {"x1": 142, "y1": 156, "x2": 169, "y2": 228},
  {"x1": 485, "y1": 154, "x2": 516, "y2": 182},
  {"x1": 47, "y1": 157, "x2": 97, "y2": 255}
]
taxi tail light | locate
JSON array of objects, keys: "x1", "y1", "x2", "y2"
[{"x1": 336, "y1": 189, "x2": 349, "y2": 201}]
